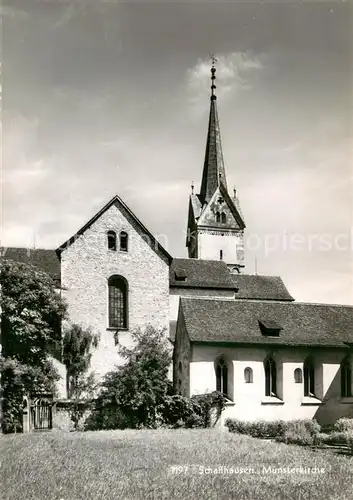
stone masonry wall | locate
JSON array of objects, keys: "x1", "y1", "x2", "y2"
[{"x1": 60, "y1": 201, "x2": 170, "y2": 381}]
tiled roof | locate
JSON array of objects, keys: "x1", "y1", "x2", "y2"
[
  {"x1": 190, "y1": 194, "x2": 202, "y2": 219},
  {"x1": 180, "y1": 298, "x2": 353, "y2": 347},
  {"x1": 170, "y1": 258, "x2": 237, "y2": 290},
  {"x1": 232, "y1": 274, "x2": 294, "y2": 301},
  {"x1": 1, "y1": 247, "x2": 61, "y2": 281}
]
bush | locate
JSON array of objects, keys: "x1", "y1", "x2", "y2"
[
  {"x1": 333, "y1": 418, "x2": 353, "y2": 432},
  {"x1": 225, "y1": 418, "x2": 321, "y2": 446},
  {"x1": 191, "y1": 391, "x2": 226, "y2": 428},
  {"x1": 84, "y1": 404, "x2": 131, "y2": 431},
  {"x1": 322, "y1": 430, "x2": 353, "y2": 445},
  {"x1": 225, "y1": 419, "x2": 288, "y2": 439},
  {"x1": 156, "y1": 395, "x2": 202, "y2": 428},
  {"x1": 85, "y1": 325, "x2": 172, "y2": 430},
  {"x1": 156, "y1": 392, "x2": 226, "y2": 429}
]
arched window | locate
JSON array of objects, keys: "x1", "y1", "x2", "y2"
[
  {"x1": 108, "y1": 275, "x2": 128, "y2": 328},
  {"x1": 303, "y1": 357, "x2": 315, "y2": 397},
  {"x1": 294, "y1": 368, "x2": 303, "y2": 383},
  {"x1": 221, "y1": 212, "x2": 226, "y2": 224},
  {"x1": 107, "y1": 231, "x2": 117, "y2": 251},
  {"x1": 244, "y1": 367, "x2": 253, "y2": 384},
  {"x1": 264, "y1": 357, "x2": 277, "y2": 396},
  {"x1": 341, "y1": 357, "x2": 352, "y2": 397},
  {"x1": 178, "y1": 361, "x2": 182, "y2": 374},
  {"x1": 120, "y1": 231, "x2": 128, "y2": 252},
  {"x1": 215, "y1": 212, "x2": 221, "y2": 223},
  {"x1": 216, "y1": 357, "x2": 228, "y2": 396}
]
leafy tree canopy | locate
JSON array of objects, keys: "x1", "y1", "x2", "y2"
[
  {"x1": 1, "y1": 259, "x2": 67, "y2": 364},
  {"x1": 0, "y1": 259, "x2": 67, "y2": 432}
]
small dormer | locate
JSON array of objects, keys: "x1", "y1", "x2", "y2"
[
  {"x1": 174, "y1": 269, "x2": 187, "y2": 282},
  {"x1": 259, "y1": 319, "x2": 282, "y2": 337}
]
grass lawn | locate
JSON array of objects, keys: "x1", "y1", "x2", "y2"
[{"x1": 1, "y1": 428, "x2": 353, "y2": 500}]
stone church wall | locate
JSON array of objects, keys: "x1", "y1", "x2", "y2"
[{"x1": 60, "y1": 201, "x2": 170, "y2": 381}]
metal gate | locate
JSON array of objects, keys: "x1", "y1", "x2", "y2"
[{"x1": 30, "y1": 395, "x2": 53, "y2": 431}]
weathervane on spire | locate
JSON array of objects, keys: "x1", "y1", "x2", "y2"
[
  {"x1": 209, "y1": 52, "x2": 218, "y2": 67},
  {"x1": 209, "y1": 52, "x2": 218, "y2": 100}
]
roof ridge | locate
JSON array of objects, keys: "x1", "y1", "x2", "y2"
[
  {"x1": 56, "y1": 194, "x2": 172, "y2": 263},
  {"x1": 181, "y1": 296, "x2": 353, "y2": 308},
  {"x1": 1, "y1": 246, "x2": 56, "y2": 251}
]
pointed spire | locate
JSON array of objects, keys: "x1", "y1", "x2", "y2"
[{"x1": 200, "y1": 56, "x2": 228, "y2": 204}]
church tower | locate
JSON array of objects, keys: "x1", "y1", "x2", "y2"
[{"x1": 186, "y1": 57, "x2": 245, "y2": 273}]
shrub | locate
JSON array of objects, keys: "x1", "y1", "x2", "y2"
[
  {"x1": 279, "y1": 429, "x2": 315, "y2": 446},
  {"x1": 85, "y1": 325, "x2": 172, "y2": 430},
  {"x1": 155, "y1": 392, "x2": 225, "y2": 429},
  {"x1": 191, "y1": 391, "x2": 226, "y2": 428},
  {"x1": 225, "y1": 418, "x2": 321, "y2": 446},
  {"x1": 322, "y1": 430, "x2": 353, "y2": 445},
  {"x1": 225, "y1": 419, "x2": 288, "y2": 439},
  {"x1": 333, "y1": 418, "x2": 353, "y2": 432},
  {"x1": 156, "y1": 395, "x2": 201, "y2": 428}
]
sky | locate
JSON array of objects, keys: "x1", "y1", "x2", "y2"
[{"x1": 1, "y1": 0, "x2": 352, "y2": 305}]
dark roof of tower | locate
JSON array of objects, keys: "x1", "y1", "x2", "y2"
[
  {"x1": 1, "y1": 247, "x2": 61, "y2": 281},
  {"x1": 179, "y1": 298, "x2": 353, "y2": 347},
  {"x1": 200, "y1": 98, "x2": 228, "y2": 205}
]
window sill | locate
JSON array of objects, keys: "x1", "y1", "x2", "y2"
[
  {"x1": 106, "y1": 327, "x2": 128, "y2": 331},
  {"x1": 340, "y1": 397, "x2": 353, "y2": 404},
  {"x1": 261, "y1": 397, "x2": 284, "y2": 405},
  {"x1": 224, "y1": 398, "x2": 235, "y2": 407},
  {"x1": 301, "y1": 397, "x2": 323, "y2": 406}
]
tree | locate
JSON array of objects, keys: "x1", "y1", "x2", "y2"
[
  {"x1": 62, "y1": 324, "x2": 99, "y2": 429},
  {"x1": 87, "y1": 325, "x2": 172, "y2": 430},
  {"x1": 62, "y1": 323, "x2": 99, "y2": 398},
  {"x1": 0, "y1": 260, "x2": 67, "y2": 433}
]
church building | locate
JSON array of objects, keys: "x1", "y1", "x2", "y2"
[{"x1": 3, "y1": 62, "x2": 353, "y2": 426}]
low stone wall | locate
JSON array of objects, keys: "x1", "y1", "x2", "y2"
[{"x1": 52, "y1": 400, "x2": 91, "y2": 432}]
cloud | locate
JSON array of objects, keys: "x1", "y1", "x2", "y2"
[
  {"x1": 185, "y1": 51, "x2": 264, "y2": 117},
  {"x1": 0, "y1": 5, "x2": 29, "y2": 19}
]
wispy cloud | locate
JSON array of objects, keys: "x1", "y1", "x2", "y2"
[{"x1": 185, "y1": 51, "x2": 264, "y2": 117}]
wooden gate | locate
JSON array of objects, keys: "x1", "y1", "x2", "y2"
[{"x1": 30, "y1": 395, "x2": 53, "y2": 431}]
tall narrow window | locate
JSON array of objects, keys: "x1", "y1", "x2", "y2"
[
  {"x1": 120, "y1": 231, "x2": 128, "y2": 252},
  {"x1": 264, "y1": 357, "x2": 277, "y2": 396},
  {"x1": 221, "y1": 212, "x2": 226, "y2": 224},
  {"x1": 244, "y1": 367, "x2": 253, "y2": 384},
  {"x1": 294, "y1": 368, "x2": 303, "y2": 383},
  {"x1": 215, "y1": 212, "x2": 221, "y2": 223},
  {"x1": 341, "y1": 358, "x2": 352, "y2": 397},
  {"x1": 303, "y1": 357, "x2": 315, "y2": 397},
  {"x1": 216, "y1": 357, "x2": 228, "y2": 396},
  {"x1": 107, "y1": 231, "x2": 117, "y2": 251},
  {"x1": 108, "y1": 275, "x2": 128, "y2": 328},
  {"x1": 220, "y1": 249, "x2": 223, "y2": 260}
]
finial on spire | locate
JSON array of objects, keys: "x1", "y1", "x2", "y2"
[
  {"x1": 209, "y1": 52, "x2": 218, "y2": 101},
  {"x1": 191, "y1": 181, "x2": 194, "y2": 195}
]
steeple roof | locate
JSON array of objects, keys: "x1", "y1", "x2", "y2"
[{"x1": 200, "y1": 96, "x2": 228, "y2": 204}]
